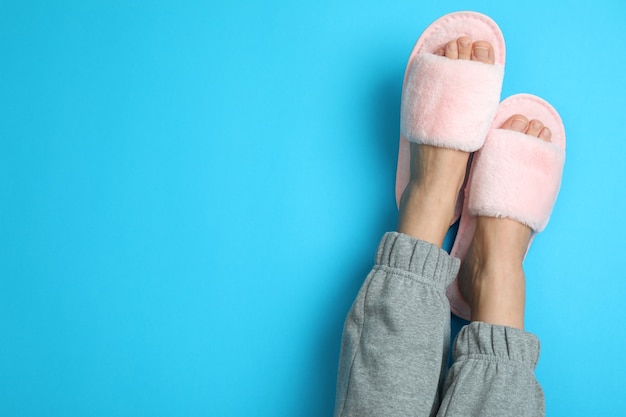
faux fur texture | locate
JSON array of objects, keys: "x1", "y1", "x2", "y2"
[
  {"x1": 468, "y1": 129, "x2": 565, "y2": 232},
  {"x1": 400, "y1": 54, "x2": 503, "y2": 150},
  {"x1": 395, "y1": 11, "x2": 506, "y2": 210},
  {"x1": 446, "y1": 94, "x2": 566, "y2": 320}
]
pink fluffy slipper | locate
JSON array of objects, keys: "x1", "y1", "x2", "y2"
[
  {"x1": 396, "y1": 11, "x2": 506, "y2": 212},
  {"x1": 446, "y1": 94, "x2": 567, "y2": 320}
]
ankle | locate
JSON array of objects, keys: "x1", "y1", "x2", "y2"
[
  {"x1": 473, "y1": 217, "x2": 531, "y2": 264},
  {"x1": 470, "y1": 267, "x2": 526, "y2": 329},
  {"x1": 397, "y1": 181, "x2": 456, "y2": 247},
  {"x1": 461, "y1": 229, "x2": 528, "y2": 329}
]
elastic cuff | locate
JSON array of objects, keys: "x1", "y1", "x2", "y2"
[
  {"x1": 454, "y1": 321, "x2": 541, "y2": 369},
  {"x1": 375, "y1": 232, "x2": 460, "y2": 288}
]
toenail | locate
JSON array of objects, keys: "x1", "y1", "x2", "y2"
[
  {"x1": 531, "y1": 120, "x2": 542, "y2": 129},
  {"x1": 510, "y1": 118, "x2": 527, "y2": 132},
  {"x1": 473, "y1": 46, "x2": 489, "y2": 59},
  {"x1": 540, "y1": 128, "x2": 552, "y2": 140},
  {"x1": 459, "y1": 39, "x2": 471, "y2": 47}
]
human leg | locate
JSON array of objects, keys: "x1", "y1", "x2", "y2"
[
  {"x1": 438, "y1": 108, "x2": 564, "y2": 416},
  {"x1": 335, "y1": 35, "x2": 497, "y2": 416},
  {"x1": 438, "y1": 210, "x2": 546, "y2": 416}
]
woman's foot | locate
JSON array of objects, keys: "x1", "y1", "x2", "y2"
[
  {"x1": 398, "y1": 37, "x2": 495, "y2": 247},
  {"x1": 458, "y1": 115, "x2": 552, "y2": 329}
]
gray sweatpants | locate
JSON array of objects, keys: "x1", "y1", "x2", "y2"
[{"x1": 334, "y1": 232, "x2": 545, "y2": 417}]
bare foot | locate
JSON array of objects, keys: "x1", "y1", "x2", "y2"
[
  {"x1": 398, "y1": 37, "x2": 495, "y2": 247},
  {"x1": 458, "y1": 115, "x2": 552, "y2": 329}
]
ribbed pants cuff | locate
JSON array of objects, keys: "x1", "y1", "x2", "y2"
[
  {"x1": 454, "y1": 321, "x2": 541, "y2": 369},
  {"x1": 375, "y1": 232, "x2": 460, "y2": 290}
]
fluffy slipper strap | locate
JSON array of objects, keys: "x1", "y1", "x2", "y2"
[
  {"x1": 468, "y1": 129, "x2": 565, "y2": 232},
  {"x1": 401, "y1": 55, "x2": 503, "y2": 151}
]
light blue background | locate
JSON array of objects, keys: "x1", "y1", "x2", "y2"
[{"x1": 1, "y1": 1, "x2": 624, "y2": 416}]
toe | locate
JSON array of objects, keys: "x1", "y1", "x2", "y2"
[
  {"x1": 538, "y1": 127, "x2": 552, "y2": 142},
  {"x1": 434, "y1": 48, "x2": 445, "y2": 56},
  {"x1": 501, "y1": 114, "x2": 529, "y2": 133},
  {"x1": 526, "y1": 119, "x2": 544, "y2": 137},
  {"x1": 471, "y1": 40, "x2": 494, "y2": 64},
  {"x1": 444, "y1": 40, "x2": 458, "y2": 59},
  {"x1": 457, "y1": 36, "x2": 472, "y2": 60}
]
